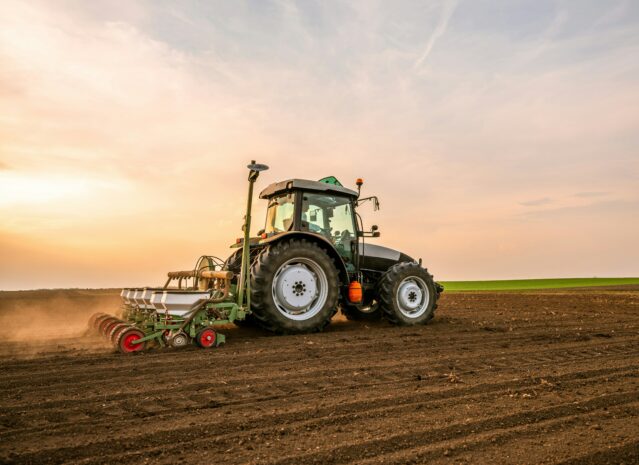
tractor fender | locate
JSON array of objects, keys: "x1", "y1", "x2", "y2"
[{"x1": 258, "y1": 232, "x2": 350, "y2": 286}]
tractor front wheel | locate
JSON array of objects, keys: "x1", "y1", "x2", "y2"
[{"x1": 379, "y1": 262, "x2": 438, "y2": 325}]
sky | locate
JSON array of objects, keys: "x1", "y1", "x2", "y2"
[{"x1": 1, "y1": 0, "x2": 638, "y2": 290}]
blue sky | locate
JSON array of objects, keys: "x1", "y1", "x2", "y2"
[{"x1": 0, "y1": 0, "x2": 638, "y2": 288}]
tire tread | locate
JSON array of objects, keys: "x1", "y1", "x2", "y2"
[
  {"x1": 379, "y1": 262, "x2": 440, "y2": 325},
  {"x1": 250, "y1": 239, "x2": 339, "y2": 334}
]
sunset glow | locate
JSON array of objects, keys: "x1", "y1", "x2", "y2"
[{"x1": 1, "y1": 0, "x2": 638, "y2": 290}]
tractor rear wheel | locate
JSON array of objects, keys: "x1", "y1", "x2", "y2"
[
  {"x1": 251, "y1": 239, "x2": 339, "y2": 334},
  {"x1": 379, "y1": 262, "x2": 438, "y2": 325}
]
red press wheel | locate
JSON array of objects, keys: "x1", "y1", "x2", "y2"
[
  {"x1": 195, "y1": 328, "x2": 216, "y2": 348},
  {"x1": 93, "y1": 314, "x2": 111, "y2": 330},
  {"x1": 103, "y1": 319, "x2": 124, "y2": 336},
  {"x1": 109, "y1": 323, "x2": 131, "y2": 344},
  {"x1": 116, "y1": 328, "x2": 146, "y2": 354},
  {"x1": 88, "y1": 312, "x2": 104, "y2": 328},
  {"x1": 98, "y1": 316, "x2": 118, "y2": 334}
]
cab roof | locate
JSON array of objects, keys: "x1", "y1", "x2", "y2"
[{"x1": 259, "y1": 179, "x2": 358, "y2": 199}]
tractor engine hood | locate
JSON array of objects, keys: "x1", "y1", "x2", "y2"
[{"x1": 358, "y1": 243, "x2": 415, "y2": 272}]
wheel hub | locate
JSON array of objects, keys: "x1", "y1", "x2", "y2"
[
  {"x1": 274, "y1": 264, "x2": 318, "y2": 310},
  {"x1": 271, "y1": 257, "x2": 329, "y2": 321},
  {"x1": 395, "y1": 276, "x2": 430, "y2": 319},
  {"x1": 169, "y1": 332, "x2": 188, "y2": 348},
  {"x1": 398, "y1": 281, "x2": 423, "y2": 310}
]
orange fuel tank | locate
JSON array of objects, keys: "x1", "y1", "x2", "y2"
[{"x1": 348, "y1": 281, "x2": 363, "y2": 303}]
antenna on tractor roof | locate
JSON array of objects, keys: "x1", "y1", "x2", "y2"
[{"x1": 238, "y1": 161, "x2": 269, "y2": 309}]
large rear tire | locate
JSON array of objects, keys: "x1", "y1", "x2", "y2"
[
  {"x1": 379, "y1": 262, "x2": 438, "y2": 325},
  {"x1": 251, "y1": 239, "x2": 339, "y2": 334}
]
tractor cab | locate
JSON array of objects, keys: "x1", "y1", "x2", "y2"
[{"x1": 259, "y1": 178, "x2": 360, "y2": 269}]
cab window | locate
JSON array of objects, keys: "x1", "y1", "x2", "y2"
[
  {"x1": 301, "y1": 193, "x2": 356, "y2": 259},
  {"x1": 265, "y1": 194, "x2": 295, "y2": 233}
]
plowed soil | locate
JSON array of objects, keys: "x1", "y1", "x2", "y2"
[{"x1": 1, "y1": 288, "x2": 638, "y2": 464}]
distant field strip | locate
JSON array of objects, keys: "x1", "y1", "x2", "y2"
[{"x1": 440, "y1": 277, "x2": 639, "y2": 291}]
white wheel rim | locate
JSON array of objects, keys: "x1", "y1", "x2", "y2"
[
  {"x1": 396, "y1": 276, "x2": 430, "y2": 318},
  {"x1": 171, "y1": 332, "x2": 188, "y2": 347},
  {"x1": 272, "y1": 258, "x2": 328, "y2": 321}
]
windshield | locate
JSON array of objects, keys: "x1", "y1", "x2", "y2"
[{"x1": 265, "y1": 194, "x2": 295, "y2": 233}]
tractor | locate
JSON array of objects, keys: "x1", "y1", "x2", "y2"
[{"x1": 89, "y1": 162, "x2": 443, "y2": 352}]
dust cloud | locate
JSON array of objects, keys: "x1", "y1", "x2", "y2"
[{"x1": 0, "y1": 289, "x2": 121, "y2": 356}]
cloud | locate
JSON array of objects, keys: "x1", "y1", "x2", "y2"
[
  {"x1": 520, "y1": 197, "x2": 553, "y2": 207},
  {"x1": 573, "y1": 191, "x2": 610, "y2": 198},
  {"x1": 413, "y1": 0, "x2": 457, "y2": 69},
  {"x1": 519, "y1": 199, "x2": 639, "y2": 220}
]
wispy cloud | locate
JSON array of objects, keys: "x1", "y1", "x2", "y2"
[
  {"x1": 519, "y1": 199, "x2": 639, "y2": 219},
  {"x1": 573, "y1": 191, "x2": 610, "y2": 198},
  {"x1": 520, "y1": 197, "x2": 553, "y2": 207},
  {"x1": 413, "y1": 0, "x2": 457, "y2": 69}
]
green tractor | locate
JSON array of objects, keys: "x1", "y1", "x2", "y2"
[{"x1": 89, "y1": 162, "x2": 443, "y2": 352}]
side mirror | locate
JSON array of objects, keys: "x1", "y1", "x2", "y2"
[{"x1": 359, "y1": 225, "x2": 381, "y2": 238}]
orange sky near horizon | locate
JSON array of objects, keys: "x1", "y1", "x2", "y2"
[{"x1": 1, "y1": 0, "x2": 638, "y2": 290}]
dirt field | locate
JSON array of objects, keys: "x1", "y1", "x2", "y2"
[{"x1": 0, "y1": 288, "x2": 638, "y2": 464}]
